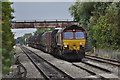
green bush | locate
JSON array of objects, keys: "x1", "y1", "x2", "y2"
[
  {"x1": 69, "y1": 2, "x2": 120, "y2": 50},
  {"x1": 2, "y1": 2, "x2": 15, "y2": 74}
]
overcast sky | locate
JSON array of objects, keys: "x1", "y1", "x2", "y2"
[{"x1": 11, "y1": 2, "x2": 74, "y2": 39}]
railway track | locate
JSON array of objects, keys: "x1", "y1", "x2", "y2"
[
  {"x1": 72, "y1": 63, "x2": 108, "y2": 79},
  {"x1": 20, "y1": 46, "x2": 119, "y2": 79},
  {"x1": 20, "y1": 46, "x2": 75, "y2": 80},
  {"x1": 72, "y1": 62, "x2": 119, "y2": 79},
  {"x1": 72, "y1": 58, "x2": 119, "y2": 79},
  {"x1": 85, "y1": 55, "x2": 120, "y2": 66}
]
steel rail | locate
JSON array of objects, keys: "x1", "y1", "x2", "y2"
[
  {"x1": 86, "y1": 55, "x2": 120, "y2": 63},
  {"x1": 20, "y1": 46, "x2": 50, "y2": 80},
  {"x1": 85, "y1": 56, "x2": 120, "y2": 66},
  {"x1": 72, "y1": 63, "x2": 113, "y2": 80},
  {"x1": 81, "y1": 61, "x2": 111, "y2": 73},
  {"x1": 72, "y1": 63, "x2": 107, "y2": 79},
  {"x1": 20, "y1": 46, "x2": 75, "y2": 80}
]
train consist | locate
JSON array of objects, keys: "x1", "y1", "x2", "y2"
[{"x1": 27, "y1": 25, "x2": 87, "y2": 60}]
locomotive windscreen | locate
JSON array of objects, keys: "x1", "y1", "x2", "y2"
[
  {"x1": 63, "y1": 32, "x2": 85, "y2": 39},
  {"x1": 75, "y1": 32, "x2": 84, "y2": 39},
  {"x1": 64, "y1": 32, "x2": 73, "y2": 39}
]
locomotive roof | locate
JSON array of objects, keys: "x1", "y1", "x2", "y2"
[{"x1": 61, "y1": 25, "x2": 85, "y2": 32}]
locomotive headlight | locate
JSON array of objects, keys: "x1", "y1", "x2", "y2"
[
  {"x1": 64, "y1": 45, "x2": 68, "y2": 47},
  {"x1": 64, "y1": 43, "x2": 68, "y2": 45},
  {"x1": 64, "y1": 45, "x2": 69, "y2": 49},
  {"x1": 82, "y1": 45, "x2": 84, "y2": 47},
  {"x1": 80, "y1": 45, "x2": 85, "y2": 48},
  {"x1": 80, "y1": 42, "x2": 82, "y2": 45},
  {"x1": 63, "y1": 43, "x2": 69, "y2": 49}
]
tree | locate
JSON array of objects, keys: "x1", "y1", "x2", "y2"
[
  {"x1": 22, "y1": 33, "x2": 32, "y2": 45},
  {"x1": 2, "y1": 2, "x2": 15, "y2": 74},
  {"x1": 16, "y1": 33, "x2": 32, "y2": 45},
  {"x1": 69, "y1": 2, "x2": 120, "y2": 50},
  {"x1": 69, "y1": 2, "x2": 95, "y2": 48},
  {"x1": 92, "y1": 2, "x2": 120, "y2": 49},
  {"x1": 69, "y1": 2, "x2": 94, "y2": 27}
]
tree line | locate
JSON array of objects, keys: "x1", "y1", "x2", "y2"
[
  {"x1": 2, "y1": 2, "x2": 15, "y2": 74},
  {"x1": 16, "y1": 33, "x2": 32, "y2": 45},
  {"x1": 69, "y1": 2, "x2": 120, "y2": 50}
]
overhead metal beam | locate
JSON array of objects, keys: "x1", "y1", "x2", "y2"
[{"x1": 12, "y1": 20, "x2": 79, "y2": 28}]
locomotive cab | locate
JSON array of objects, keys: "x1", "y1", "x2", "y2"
[
  {"x1": 56, "y1": 25, "x2": 86, "y2": 60},
  {"x1": 63, "y1": 30, "x2": 86, "y2": 52}
]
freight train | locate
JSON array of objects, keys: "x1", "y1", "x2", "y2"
[{"x1": 27, "y1": 25, "x2": 87, "y2": 60}]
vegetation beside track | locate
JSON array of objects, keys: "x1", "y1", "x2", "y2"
[
  {"x1": 69, "y1": 2, "x2": 120, "y2": 50},
  {"x1": 2, "y1": 2, "x2": 15, "y2": 74},
  {"x1": 16, "y1": 33, "x2": 32, "y2": 45}
]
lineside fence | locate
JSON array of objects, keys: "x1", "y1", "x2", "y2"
[{"x1": 93, "y1": 48, "x2": 120, "y2": 60}]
